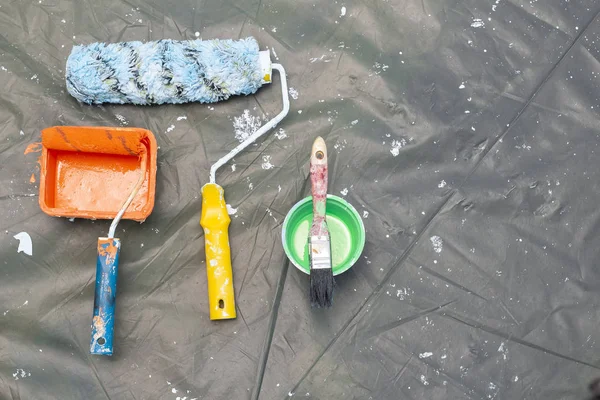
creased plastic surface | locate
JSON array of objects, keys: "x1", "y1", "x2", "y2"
[{"x1": 2, "y1": 0, "x2": 600, "y2": 399}]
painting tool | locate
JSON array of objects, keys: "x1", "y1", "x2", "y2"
[
  {"x1": 64, "y1": 36, "x2": 289, "y2": 319},
  {"x1": 308, "y1": 137, "x2": 335, "y2": 307},
  {"x1": 39, "y1": 126, "x2": 157, "y2": 355},
  {"x1": 282, "y1": 140, "x2": 366, "y2": 305},
  {"x1": 66, "y1": 37, "x2": 272, "y2": 105},
  {"x1": 201, "y1": 59, "x2": 289, "y2": 320}
]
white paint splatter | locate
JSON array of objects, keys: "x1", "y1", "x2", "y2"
[
  {"x1": 172, "y1": 388, "x2": 178, "y2": 394},
  {"x1": 195, "y1": 32, "x2": 200, "y2": 37},
  {"x1": 419, "y1": 352, "x2": 433, "y2": 359},
  {"x1": 19, "y1": 130, "x2": 25, "y2": 136},
  {"x1": 297, "y1": 110, "x2": 302, "y2": 114},
  {"x1": 363, "y1": 210, "x2": 369, "y2": 218},
  {"x1": 233, "y1": 110, "x2": 262, "y2": 143},
  {"x1": 288, "y1": 87, "x2": 299, "y2": 100},
  {"x1": 310, "y1": 55, "x2": 330, "y2": 63},
  {"x1": 266, "y1": 208, "x2": 278, "y2": 222},
  {"x1": 340, "y1": 188, "x2": 349, "y2": 196},
  {"x1": 271, "y1": 47, "x2": 279, "y2": 60},
  {"x1": 459, "y1": 82, "x2": 466, "y2": 89},
  {"x1": 492, "y1": 0, "x2": 501, "y2": 12},
  {"x1": 441, "y1": 354, "x2": 447, "y2": 359},
  {"x1": 209, "y1": 259, "x2": 217, "y2": 267},
  {"x1": 340, "y1": 6, "x2": 346, "y2": 17},
  {"x1": 14, "y1": 232, "x2": 33, "y2": 256},
  {"x1": 166, "y1": 124, "x2": 175, "y2": 133},
  {"x1": 271, "y1": 27, "x2": 277, "y2": 33},
  {"x1": 231, "y1": 164, "x2": 236, "y2": 172},
  {"x1": 420, "y1": 375, "x2": 429, "y2": 386},
  {"x1": 514, "y1": 376, "x2": 519, "y2": 382},
  {"x1": 262, "y1": 155, "x2": 274, "y2": 170},
  {"x1": 115, "y1": 114, "x2": 128, "y2": 125},
  {"x1": 438, "y1": 180, "x2": 447, "y2": 188},
  {"x1": 278, "y1": 185, "x2": 282, "y2": 193},
  {"x1": 498, "y1": 342, "x2": 508, "y2": 360},
  {"x1": 515, "y1": 143, "x2": 532, "y2": 151},
  {"x1": 396, "y1": 288, "x2": 413, "y2": 300},
  {"x1": 334, "y1": 139, "x2": 347, "y2": 151},
  {"x1": 275, "y1": 128, "x2": 287, "y2": 140},
  {"x1": 226, "y1": 204, "x2": 237, "y2": 215},
  {"x1": 471, "y1": 18, "x2": 485, "y2": 28},
  {"x1": 390, "y1": 138, "x2": 407, "y2": 157},
  {"x1": 177, "y1": 115, "x2": 187, "y2": 121},
  {"x1": 351, "y1": 119, "x2": 359, "y2": 125},
  {"x1": 61, "y1": 19, "x2": 66, "y2": 23},
  {"x1": 430, "y1": 236, "x2": 443, "y2": 253},
  {"x1": 371, "y1": 62, "x2": 389, "y2": 73},
  {"x1": 13, "y1": 369, "x2": 30, "y2": 380}
]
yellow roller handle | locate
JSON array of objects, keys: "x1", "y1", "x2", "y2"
[{"x1": 200, "y1": 183, "x2": 237, "y2": 320}]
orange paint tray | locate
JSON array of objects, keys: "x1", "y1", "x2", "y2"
[{"x1": 39, "y1": 126, "x2": 157, "y2": 221}]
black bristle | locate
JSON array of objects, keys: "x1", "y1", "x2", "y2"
[{"x1": 310, "y1": 268, "x2": 335, "y2": 308}]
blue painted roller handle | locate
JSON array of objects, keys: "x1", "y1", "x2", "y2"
[{"x1": 90, "y1": 237, "x2": 121, "y2": 355}]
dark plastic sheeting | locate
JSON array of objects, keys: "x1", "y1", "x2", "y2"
[{"x1": 2, "y1": 0, "x2": 600, "y2": 399}]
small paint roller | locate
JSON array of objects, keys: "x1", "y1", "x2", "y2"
[
  {"x1": 40, "y1": 127, "x2": 153, "y2": 355},
  {"x1": 91, "y1": 146, "x2": 147, "y2": 355}
]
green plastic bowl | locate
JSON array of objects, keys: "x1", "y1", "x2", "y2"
[{"x1": 282, "y1": 195, "x2": 365, "y2": 276}]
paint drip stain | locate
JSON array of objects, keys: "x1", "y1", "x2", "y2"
[
  {"x1": 233, "y1": 110, "x2": 262, "y2": 143},
  {"x1": 471, "y1": 18, "x2": 485, "y2": 28},
  {"x1": 30, "y1": 173, "x2": 36, "y2": 183},
  {"x1": 226, "y1": 204, "x2": 238, "y2": 215},
  {"x1": 13, "y1": 369, "x2": 30, "y2": 380},
  {"x1": 24, "y1": 142, "x2": 42, "y2": 155},
  {"x1": 14, "y1": 232, "x2": 33, "y2": 256},
  {"x1": 288, "y1": 88, "x2": 299, "y2": 100},
  {"x1": 430, "y1": 236, "x2": 443, "y2": 253},
  {"x1": 275, "y1": 128, "x2": 287, "y2": 140},
  {"x1": 262, "y1": 155, "x2": 274, "y2": 170},
  {"x1": 390, "y1": 138, "x2": 408, "y2": 156}
]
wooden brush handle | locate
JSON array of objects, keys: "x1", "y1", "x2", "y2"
[{"x1": 310, "y1": 137, "x2": 328, "y2": 235}]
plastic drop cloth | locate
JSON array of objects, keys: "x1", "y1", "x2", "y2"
[{"x1": 2, "y1": 0, "x2": 600, "y2": 399}]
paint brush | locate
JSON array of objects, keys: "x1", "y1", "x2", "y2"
[{"x1": 309, "y1": 137, "x2": 335, "y2": 307}]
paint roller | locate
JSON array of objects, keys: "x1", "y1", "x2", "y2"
[
  {"x1": 41, "y1": 127, "x2": 153, "y2": 355},
  {"x1": 65, "y1": 37, "x2": 289, "y2": 321}
]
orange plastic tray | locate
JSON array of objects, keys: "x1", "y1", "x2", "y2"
[{"x1": 39, "y1": 126, "x2": 157, "y2": 221}]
